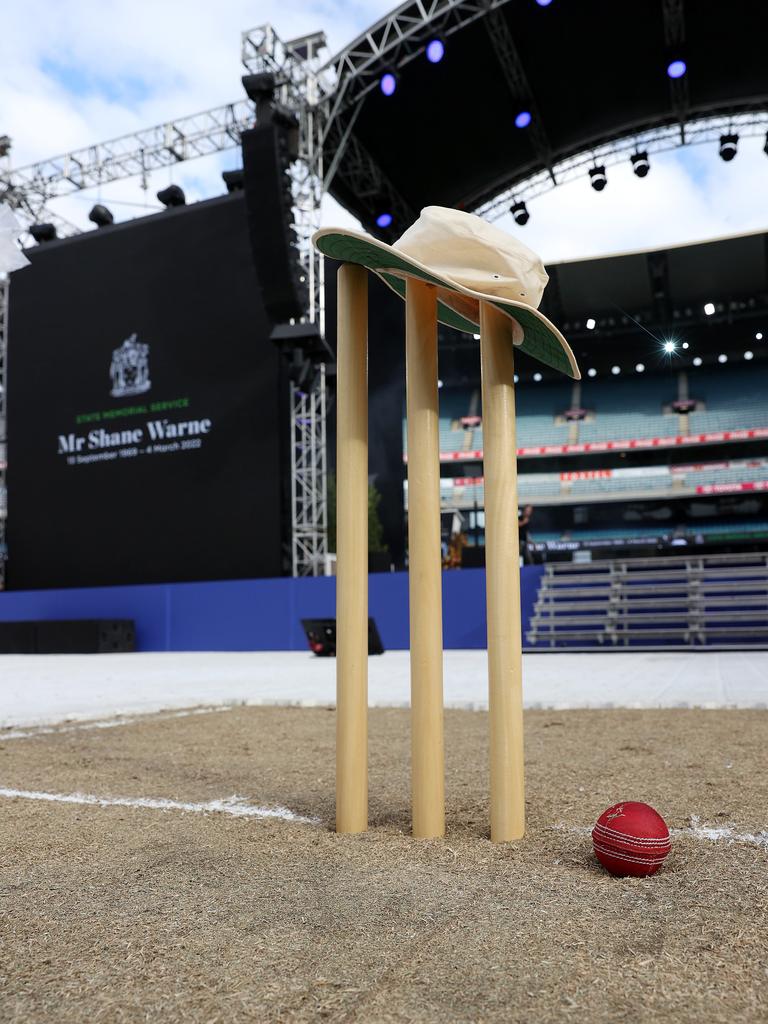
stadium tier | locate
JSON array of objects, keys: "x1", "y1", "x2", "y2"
[{"x1": 403, "y1": 365, "x2": 768, "y2": 462}]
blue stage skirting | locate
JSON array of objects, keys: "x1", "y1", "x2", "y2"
[{"x1": 0, "y1": 567, "x2": 545, "y2": 652}]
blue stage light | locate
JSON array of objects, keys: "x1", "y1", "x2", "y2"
[
  {"x1": 536, "y1": 0, "x2": 553, "y2": 6},
  {"x1": 667, "y1": 59, "x2": 686, "y2": 79},
  {"x1": 515, "y1": 111, "x2": 532, "y2": 129},
  {"x1": 376, "y1": 213, "x2": 393, "y2": 229},
  {"x1": 380, "y1": 73, "x2": 397, "y2": 96},
  {"x1": 426, "y1": 39, "x2": 444, "y2": 63}
]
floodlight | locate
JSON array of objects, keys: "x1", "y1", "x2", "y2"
[
  {"x1": 589, "y1": 166, "x2": 607, "y2": 191},
  {"x1": 635, "y1": 363, "x2": 645, "y2": 372},
  {"x1": 611, "y1": 365, "x2": 620, "y2": 375},
  {"x1": 533, "y1": 372, "x2": 542, "y2": 382},
  {"x1": 718, "y1": 353, "x2": 728, "y2": 363},
  {"x1": 719, "y1": 134, "x2": 738, "y2": 161},
  {"x1": 426, "y1": 39, "x2": 444, "y2": 63},
  {"x1": 157, "y1": 184, "x2": 186, "y2": 207},
  {"x1": 663, "y1": 340, "x2": 677, "y2": 353},
  {"x1": 631, "y1": 151, "x2": 650, "y2": 177},
  {"x1": 511, "y1": 200, "x2": 529, "y2": 225},
  {"x1": 587, "y1": 368, "x2": 597, "y2": 377},
  {"x1": 515, "y1": 111, "x2": 532, "y2": 129},
  {"x1": 667, "y1": 59, "x2": 686, "y2": 79},
  {"x1": 744, "y1": 351, "x2": 754, "y2": 360},
  {"x1": 88, "y1": 204, "x2": 113, "y2": 228},
  {"x1": 29, "y1": 223, "x2": 56, "y2": 243},
  {"x1": 376, "y1": 212, "x2": 393, "y2": 228},
  {"x1": 692, "y1": 357, "x2": 702, "y2": 366},
  {"x1": 586, "y1": 317, "x2": 596, "y2": 330},
  {"x1": 380, "y1": 73, "x2": 397, "y2": 96},
  {"x1": 703, "y1": 302, "x2": 715, "y2": 316}
]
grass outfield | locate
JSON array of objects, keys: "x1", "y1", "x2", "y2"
[{"x1": 1, "y1": 705, "x2": 766, "y2": 1023}]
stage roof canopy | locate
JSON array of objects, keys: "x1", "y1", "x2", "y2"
[{"x1": 324, "y1": 0, "x2": 768, "y2": 234}]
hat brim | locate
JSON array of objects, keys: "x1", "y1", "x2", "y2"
[{"x1": 313, "y1": 227, "x2": 580, "y2": 380}]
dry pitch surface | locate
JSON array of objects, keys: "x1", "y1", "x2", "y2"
[{"x1": 1, "y1": 705, "x2": 766, "y2": 1023}]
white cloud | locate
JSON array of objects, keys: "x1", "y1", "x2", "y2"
[{"x1": 2, "y1": 1, "x2": 767, "y2": 255}]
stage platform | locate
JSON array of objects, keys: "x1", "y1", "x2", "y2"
[{"x1": 1, "y1": 649, "x2": 766, "y2": 731}]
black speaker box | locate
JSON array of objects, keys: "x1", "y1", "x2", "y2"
[
  {"x1": 241, "y1": 124, "x2": 307, "y2": 323},
  {"x1": 0, "y1": 619, "x2": 136, "y2": 654},
  {"x1": 301, "y1": 617, "x2": 385, "y2": 657}
]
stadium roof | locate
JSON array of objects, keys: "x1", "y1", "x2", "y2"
[{"x1": 324, "y1": 0, "x2": 768, "y2": 233}]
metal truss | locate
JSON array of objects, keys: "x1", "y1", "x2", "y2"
[
  {"x1": 482, "y1": 7, "x2": 555, "y2": 183},
  {"x1": 1, "y1": 101, "x2": 254, "y2": 243},
  {"x1": 0, "y1": 276, "x2": 8, "y2": 587},
  {"x1": 318, "y1": 0, "x2": 513, "y2": 123},
  {"x1": 289, "y1": 364, "x2": 328, "y2": 577},
  {"x1": 477, "y1": 109, "x2": 768, "y2": 220}
]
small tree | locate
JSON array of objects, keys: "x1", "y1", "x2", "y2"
[{"x1": 326, "y1": 473, "x2": 388, "y2": 554}]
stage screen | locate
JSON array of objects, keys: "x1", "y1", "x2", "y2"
[{"x1": 6, "y1": 193, "x2": 284, "y2": 589}]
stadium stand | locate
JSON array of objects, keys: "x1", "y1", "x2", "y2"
[
  {"x1": 688, "y1": 367, "x2": 768, "y2": 434},
  {"x1": 526, "y1": 552, "x2": 768, "y2": 649},
  {"x1": 577, "y1": 374, "x2": 677, "y2": 442}
]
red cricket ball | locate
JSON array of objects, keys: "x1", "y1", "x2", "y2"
[{"x1": 592, "y1": 801, "x2": 671, "y2": 877}]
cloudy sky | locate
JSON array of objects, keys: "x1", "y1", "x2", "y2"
[{"x1": 2, "y1": 0, "x2": 766, "y2": 263}]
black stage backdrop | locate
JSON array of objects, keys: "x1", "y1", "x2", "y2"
[{"x1": 6, "y1": 193, "x2": 284, "y2": 589}]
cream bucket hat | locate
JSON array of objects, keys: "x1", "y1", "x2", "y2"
[{"x1": 313, "y1": 206, "x2": 579, "y2": 379}]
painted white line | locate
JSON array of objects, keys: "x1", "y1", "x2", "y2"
[
  {"x1": 0, "y1": 787, "x2": 320, "y2": 825},
  {"x1": 0, "y1": 704, "x2": 234, "y2": 741},
  {"x1": 684, "y1": 815, "x2": 768, "y2": 850},
  {"x1": 554, "y1": 821, "x2": 768, "y2": 850}
]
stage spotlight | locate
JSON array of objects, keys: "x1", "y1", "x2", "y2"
[
  {"x1": 535, "y1": 0, "x2": 553, "y2": 5},
  {"x1": 718, "y1": 353, "x2": 728, "y2": 363},
  {"x1": 222, "y1": 169, "x2": 244, "y2": 192},
  {"x1": 88, "y1": 204, "x2": 113, "y2": 228},
  {"x1": 157, "y1": 184, "x2": 186, "y2": 207},
  {"x1": 29, "y1": 223, "x2": 56, "y2": 243},
  {"x1": 744, "y1": 351, "x2": 754, "y2": 360},
  {"x1": 589, "y1": 166, "x2": 607, "y2": 191},
  {"x1": 587, "y1": 367, "x2": 597, "y2": 377},
  {"x1": 380, "y1": 72, "x2": 397, "y2": 96},
  {"x1": 663, "y1": 340, "x2": 677, "y2": 353},
  {"x1": 667, "y1": 59, "x2": 686, "y2": 79},
  {"x1": 631, "y1": 151, "x2": 650, "y2": 177},
  {"x1": 533, "y1": 372, "x2": 542, "y2": 382},
  {"x1": 611, "y1": 365, "x2": 620, "y2": 375},
  {"x1": 692, "y1": 356, "x2": 702, "y2": 366},
  {"x1": 719, "y1": 133, "x2": 738, "y2": 161},
  {"x1": 586, "y1": 317, "x2": 596, "y2": 330},
  {"x1": 515, "y1": 111, "x2": 532, "y2": 129},
  {"x1": 511, "y1": 201, "x2": 529, "y2": 225},
  {"x1": 635, "y1": 363, "x2": 645, "y2": 372},
  {"x1": 426, "y1": 39, "x2": 444, "y2": 63},
  {"x1": 703, "y1": 302, "x2": 715, "y2": 316}
]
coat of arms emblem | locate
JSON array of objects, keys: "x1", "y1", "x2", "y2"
[{"x1": 110, "y1": 333, "x2": 151, "y2": 398}]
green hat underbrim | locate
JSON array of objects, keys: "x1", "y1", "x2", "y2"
[{"x1": 314, "y1": 229, "x2": 580, "y2": 380}]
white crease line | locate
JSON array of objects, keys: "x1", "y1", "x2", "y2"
[
  {"x1": 0, "y1": 787, "x2": 320, "y2": 825},
  {"x1": 554, "y1": 821, "x2": 768, "y2": 850},
  {"x1": 0, "y1": 704, "x2": 235, "y2": 741}
]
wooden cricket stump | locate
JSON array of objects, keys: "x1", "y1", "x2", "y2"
[
  {"x1": 405, "y1": 279, "x2": 446, "y2": 839},
  {"x1": 480, "y1": 300, "x2": 526, "y2": 842},
  {"x1": 335, "y1": 263, "x2": 369, "y2": 834}
]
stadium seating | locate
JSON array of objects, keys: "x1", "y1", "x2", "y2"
[
  {"x1": 526, "y1": 551, "x2": 768, "y2": 649},
  {"x1": 687, "y1": 367, "x2": 768, "y2": 434},
  {"x1": 577, "y1": 374, "x2": 677, "y2": 442}
]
